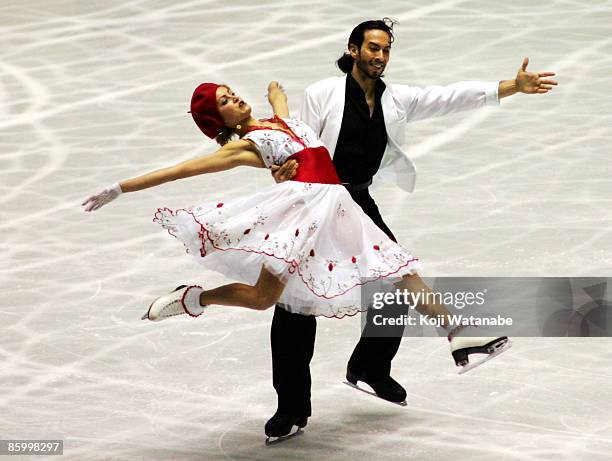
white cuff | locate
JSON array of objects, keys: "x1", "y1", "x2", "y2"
[
  {"x1": 182, "y1": 285, "x2": 205, "y2": 317},
  {"x1": 111, "y1": 182, "x2": 123, "y2": 195},
  {"x1": 484, "y1": 81, "x2": 500, "y2": 106}
]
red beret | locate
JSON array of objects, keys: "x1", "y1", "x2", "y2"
[{"x1": 190, "y1": 83, "x2": 225, "y2": 139}]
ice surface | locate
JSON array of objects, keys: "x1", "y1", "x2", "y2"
[{"x1": 1, "y1": 0, "x2": 611, "y2": 459}]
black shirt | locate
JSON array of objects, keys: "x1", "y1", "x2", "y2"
[{"x1": 333, "y1": 73, "x2": 388, "y2": 184}]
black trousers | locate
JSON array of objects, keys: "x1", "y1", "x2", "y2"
[{"x1": 271, "y1": 188, "x2": 406, "y2": 416}]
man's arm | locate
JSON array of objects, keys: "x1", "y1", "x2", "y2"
[
  {"x1": 498, "y1": 79, "x2": 519, "y2": 99},
  {"x1": 395, "y1": 80, "x2": 499, "y2": 123},
  {"x1": 396, "y1": 57, "x2": 557, "y2": 122}
]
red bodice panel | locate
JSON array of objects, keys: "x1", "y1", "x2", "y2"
[{"x1": 287, "y1": 146, "x2": 341, "y2": 185}]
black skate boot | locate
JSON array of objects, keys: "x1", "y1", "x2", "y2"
[
  {"x1": 264, "y1": 411, "x2": 308, "y2": 445},
  {"x1": 345, "y1": 368, "x2": 407, "y2": 406}
]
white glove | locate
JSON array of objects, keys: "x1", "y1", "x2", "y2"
[{"x1": 82, "y1": 182, "x2": 123, "y2": 212}]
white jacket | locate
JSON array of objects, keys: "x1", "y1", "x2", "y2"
[{"x1": 298, "y1": 76, "x2": 499, "y2": 192}]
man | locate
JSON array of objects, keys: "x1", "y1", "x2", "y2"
[{"x1": 265, "y1": 18, "x2": 557, "y2": 438}]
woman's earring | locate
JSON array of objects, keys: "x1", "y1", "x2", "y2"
[{"x1": 235, "y1": 124, "x2": 242, "y2": 130}]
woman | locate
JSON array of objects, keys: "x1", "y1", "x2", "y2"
[{"x1": 82, "y1": 81, "x2": 506, "y2": 367}]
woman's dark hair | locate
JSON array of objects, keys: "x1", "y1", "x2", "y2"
[
  {"x1": 215, "y1": 126, "x2": 237, "y2": 146},
  {"x1": 336, "y1": 17, "x2": 397, "y2": 73}
]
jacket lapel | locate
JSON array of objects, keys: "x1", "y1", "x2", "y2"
[
  {"x1": 318, "y1": 77, "x2": 346, "y2": 158},
  {"x1": 313, "y1": 76, "x2": 416, "y2": 192}
]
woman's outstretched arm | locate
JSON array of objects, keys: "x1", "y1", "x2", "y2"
[
  {"x1": 120, "y1": 140, "x2": 263, "y2": 192},
  {"x1": 82, "y1": 140, "x2": 264, "y2": 211}
]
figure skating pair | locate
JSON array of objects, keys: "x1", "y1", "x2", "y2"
[{"x1": 82, "y1": 81, "x2": 508, "y2": 406}]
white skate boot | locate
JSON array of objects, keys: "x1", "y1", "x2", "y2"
[
  {"x1": 142, "y1": 285, "x2": 206, "y2": 321},
  {"x1": 448, "y1": 327, "x2": 511, "y2": 374}
]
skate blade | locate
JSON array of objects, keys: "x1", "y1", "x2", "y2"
[
  {"x1": 265, "y1": 427, "x2": 304, "y2": 446},
  {"x1": 457, "y1": 339, "x2": 513, "y2": 375},
  {"x1": 343, "y1": 381, "x2": 407, "y2": 406}
]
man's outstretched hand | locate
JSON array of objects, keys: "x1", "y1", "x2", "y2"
[
  {"x1": 271, "y1": 159, "x2": 298, "y2": 183},
  {"x1": 516, "y1": 57, "x2": 558, "y2": 94}
]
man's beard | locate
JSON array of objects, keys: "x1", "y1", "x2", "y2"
[{"x1": 356, "y1": 56, "x2": 385, "y2": 79}]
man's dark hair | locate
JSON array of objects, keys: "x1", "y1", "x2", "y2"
[{"x1": 336, "y1": 17, "x2": 397, "y2": 73}]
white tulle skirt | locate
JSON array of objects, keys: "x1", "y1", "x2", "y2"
[{"x1": 153, "y1": 181, "x2": 421, "y2": 318}]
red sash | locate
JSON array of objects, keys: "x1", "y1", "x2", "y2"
[{"x1": 287, "y1": 146, "x2": 341, "y2": 185}]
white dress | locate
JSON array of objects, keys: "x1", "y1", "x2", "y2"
[{"x1": 153, "y1": 116, "x2": 421, "y2": 318}]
